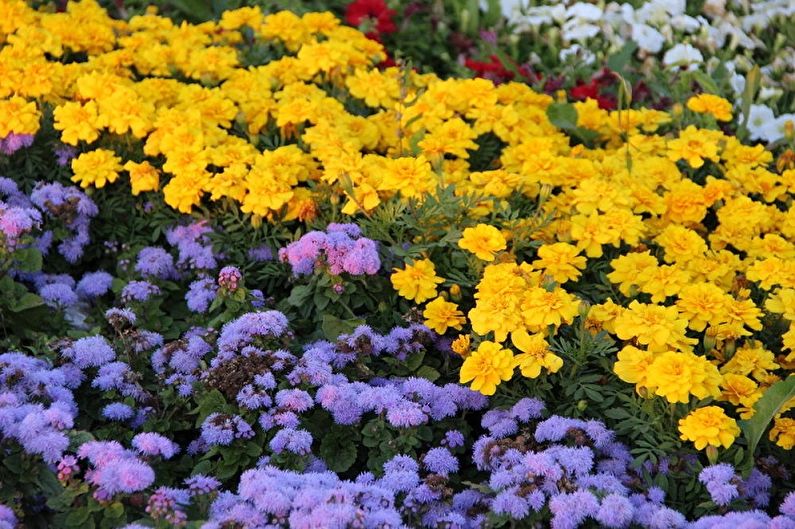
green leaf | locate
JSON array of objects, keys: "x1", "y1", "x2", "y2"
[
  {"x1": 689, "y1": 70, "x2": 720, "y2": 97},
  {"x1": 321, "y1": 313, "x2": 364, "y2": 341},
  {"x1": 288, "y1": 284, "x2": 313, "y2": 307},
  {"x1": 738, "y1": 65, "x2": 761, "y2": 139},
  {"x1": 546, "y1": 102, "x2": 578, "y2": 130},
  {"x1": 739, "y1": 375, "x2": 795, "y2": 473},
  {"x1": 319, "y1": 430, "x2": 357, "y2": 473},
  {"x1": 9, "y1": 292, "x2": 43, "y2": 312},
  {"x1": 607, "y1": 41, "x2": 638, "y2": 73},
  {"x1": 14, "y1": 247, "x2": 42, "y2": 273},
  {"x1": 415, "y1": 365, "x2": 440, "y2": 381},
  {"x1": 195, "y1": 389, "x2": 228, "y2": 426},
  {"x1": 65, "y1": 508, "x2": 91, "y2": 528}
]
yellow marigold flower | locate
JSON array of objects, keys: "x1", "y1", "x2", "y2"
[
  {"x1": 520, "y1": 287, "x2": 580, "y2": 331},
  {"x1": 719, "y1": 373, "x2": 761, "y2": 416},
  {"x1": 451, "y1": 335, "x2": 471, "y2": 357},
  {"x1": 345, "y1": 68, "x2": 400, "y2": 108},
  {"x1": 53, "y1": 101, "x2": 101, "y2": 146},
  {"x1": 675, "y1": 283, "x2": 730, "y2": 332},
  {"x1": 533, "y1": 242, "x2": 586, "y2": 284},
  {"x1": 391, "y1": 259, "x2": 444, "y2": 303},
  {"x1": 0, "y1": 96, "x2": 40, "y2": 136},
  {"x1": 613, "y1": 345, "x2": 656, "y2": 389},
  {"x1": 378, "y1": 156, "x2": 436, "y2": 199},
  {"x1": 418, "y1": 117, "x2": 478, "y2": 160},
  {"x1": 770, "y1": 417, "x2": 795, "y2": 450},
  {"x1": 766, "y1": 288, "x2": 795, "y2": 321},
  {"x1": 607, "y1": 251, "x2": 658, "y2": 296},
  {"x1": 569, "y1": 212, "x2": 616, "y2": 258},
  {"x1": 666, "y1": 125, "x2": 720, "y2": 168},
  {"x1": 655, "y1": 225, "x2": 708, "y2": 264},
  {"x1": 423, "y1": 297, "x2": 465, "y2": 335},
  {"x1": 646, "y1": 351, "x2": 721, "y2": 403},
  {"x1": 686, "y1": 94, "x2": 733, "y2": 122},
  {"x1": 511, "y1": 329, "x2": 563, "y2": 379},
  {"x1": 678, "y1": 406, "x2": 740, "y2": 450},
  {"x1": 71, "y1": 149, "x2": 122, "y2": 189},
  {"x1": 163, "y1": 171, "x2": 211, "y2": 214},
  {"x1": 588, "y1": 298, "x2": 623, "y2": 334},
  {"x1": 613, "y1": 301, "x2": 692, "y2": 352},
  {"x1": 124, "y1": 161, "x2": 160, "y2": 195},
  {"x1": 459, "y1": 341, "x2": 514, "y2": 395},
  {"x1": 721, "y1": 344, "x2": 779, "y2": 381},
  {"x1": 458, "y1": 224, "x2": 507, "y2": 262},
  {"x1": 637, "y1": 264, "x2": 691, "y2": 304}
]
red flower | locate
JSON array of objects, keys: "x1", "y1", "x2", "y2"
[
  {"x1": 345, "y1": 0, "x2": 397, "y2": 39},
  {"x1": 569, "y1": 74, "x2": 617, "y2": 110},
  {"x1": 465, "y1": 55, "x2": 536, "y2": 85}
]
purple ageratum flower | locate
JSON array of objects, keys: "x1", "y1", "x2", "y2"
[
  {"x1": 596, "y1": 494, "x2": 634, "y2": 528},
  {"x1": 218, "y1": 265, "x2": 242, "y2": 291},
  {"x1": 61, "y1": 336, "x2": 116, "y2": 369},
  {"x1": 782, "y1": 491, "x2": 795, "y2": 517},
  {"x1": 549, "y1": 490, "x2": 599, "y2": 529},
  {"x1": 166, "y1": 221, "x2": 216, "y2": 270},
  {"x1": 0, "y1": 133, "x2": 35, "y2": 155},
  {"x1": 200, "y1": 413, "x2": 254, "y2": 446},
  {"x1": 29, "y1": 182, "x2": 97, "y2": 264},
  {"x1": 699, "y1": 464, "x2": 739, "y2": 507},
  {"x1": 492, "y1": 489, "x2": 530, "y2": 519},
  {"x1": 105, "y1": 307, "x2": 136, "y2": 327},
  {"x1": 274, "y1": 389, "x2": 313, "y2": 413},
  {"x1": 423, "y1": 447, "x2": 458, "y2": 476},
  {"x1": 54, "y1": 145, "x2": 77, "y2": 166},
  {"x1": 39, "y1": 282, "x2": 78, "y2": 308},
  {"x1": 102, "y1": 402, "x2": 134, "y2": 421},
  {"x1": 341, "y1": 237, "x2": 380, "y2": 275},
  {"x1": 132, "y1": 432, "x2": 179, "y2": 459},
  {"x1": 122, "y1": 280, "x2": 160, "y2": 303},
  {"x1": 0, "y1": 504, "x2": 16, "y2": 529},
  {"x1": 147, "y1": 487, "x2": 189, "y2": 526},
  {"x1": 76, "y1": 271, "x2": 113, "y2": 299},
  {"x1": 0, "y1": 203, "x2": 41, "y2": 248},
  {"x1": 135, "y1": 247, "x2": 176, "y2": 280},
  {"x1": 510, "y1": 398, "x2": 545, "y2": 422},
  {"x1": 215, "y1": 311, "x2": 290, "y2": 358},
  {"x1": 248, "y1": 245, "x2": 273, "y2": 262},
  {"x1": 269, "y1": 428, "x2": 313, "y2": 455},
  {"x1": 186, "y1": 277, "x2": 217, "y2": 313},
  {"x1": 93, "y1": 457, "x2": 156, "y2": 495},
  {"x1": 279, "y1": 225, "x2": 379, "y2": 276},
  {"x1": 185, "y1": 474, "x2": 221, "y2": 496},
  {"x1": 443, "y1": 430, "x2": 465, "y2": 448}
]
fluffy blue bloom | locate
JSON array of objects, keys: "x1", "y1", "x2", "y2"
[
  {"x1": 102, "y1": 402, "x2": 134, "y2": 421},
  {"x1": 186, "y1": 277, "x2": 216, "y2": 313},
  {"x1": 76, "y1": 271, "x2": 113, "y2": 299},
  {"x1": 132, "y1": 432, "x2": 179, "y2": 459},
  {"x1": 269, "y1": 428, "x2": 313, "y2": 455},
  {"x1": 39, "y1": 283, "x2": 78, "y2": 308},
  {"x1": 423, "y1": 447, "x2": 458, "y2": 476},
  {"x1": 135, "y1": 247, "x2": 175, "y2": 279},
  {"x1": 121, "y1": 280, "x2": 160, "y2": 303},
  {"x1": 62, "y1": 336, "x2": 115, "y2": 369},
  {"x1": 596, "y1": 494, "x2": 634, "y2": 528}
]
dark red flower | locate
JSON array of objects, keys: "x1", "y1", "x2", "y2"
[
  {"x1": 465, "y1": 55, "x2": 536, "y2": 85},
  {"x1": 570, "y1": 77, "x2": 617, "y2": 110},
  {"x1": 345, "y1": 0, "x2": 397, "y2": 39}
]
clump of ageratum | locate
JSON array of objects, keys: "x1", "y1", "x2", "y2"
[{"x1": 279, "y1": 223, "x2": 380, "y2": 276}]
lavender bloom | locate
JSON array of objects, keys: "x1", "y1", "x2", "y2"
[
  {"x1": 54, "y1": 145, "x2": 77, "y2": 166},
  {"x1": 200, "y1": 413, "x2": 254, "y2": 446},
  {"x1": 423, "y1": 447, "x2": 458, "y2": 476},
  {"x1": 76, "y1": 271, "x2": 113, "y2": 299},
  {"x1": 279, "y1": 224, "x2": 380, "y2": 276},
  {"x1": 132, "y1": 432, "x2": 179, "y2": 459},
  {"x1": 700, "y1": 464, "x2": 739, "y2": 507},
  {"x1": 549, "y1": 491, "x2": 599, "y2": 529},
  {"x1": 186, "y1": 277, "x2": 217, "y2": 313},
  {"x1": 269, "y1": 428, "x2": 313, "y2": 455},
  {"x1": 102, "y1": 402, "x2": 134, "y2": 421},
  {"x1": 122, "y1": 280, "x2": 160, "y2": 303},
  {"x1": 29, "y1": 182, "x2": 97, "y2": 263},
  {"x1": 135, "y1": 247, "x2": 176, "y2": 280},
  {"x1": 166, "y1": 221, "x2": 217, "y2": 270},
  {"x1": 39, "y1": 282, "x2": 78, "y2": 308},
  {"x1": 248, "y1": 245, "x2": 273, "y2": 262},
  {"x1": 61, "y1": 336, "x2": 115, "y2": 369},
  {"x1": 185, "y1": 475, "x2": 221, "y2": 496},
  {"x1": 0, "y1": 133, "x2": 35, "y2": 155},
  {"x1": 596, "y1": 494, "x2": 634, "y2": 528},
  {"x1": 0, "y1": 203, "x2": 40, "y2": 249}
]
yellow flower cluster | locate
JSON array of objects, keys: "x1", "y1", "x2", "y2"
[{"x1": 4, "y1": 0, "x2": 794, "y2": 452}]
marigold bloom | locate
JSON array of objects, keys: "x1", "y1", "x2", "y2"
[
  {"x1": 770, "y1": 417, "x2": 795, "y2": 450},
  {"x1": 511, "y1": 329, "x2": 563, "y2": 379},
  {"x1": 423, "y1": 297, "x2": 465, "y2": 334},
  {"x1": 71, "y1": 149, "x2": 122, "y2": 189},
  {"x1": 53, "y1": 101, "x2": 101, "y2": 145},
  {"x1": 678, "y1": 406, "x2": 740, "y2": 450},
  {"x1": 520, "y1": 287, "x2": 580, "y2": 331},
  {"x1": 613, "y1": 301, "x2": 693, "y2": 352},
  {"x1": 613, "y1": 345, "x2": 655, "y2": 389},
  {"x1": 533, "y1": 242, "x2": 586, "y2": 284},
  {"x1": 459, "y1": 341, "x2": 514, "y2": 395},
  {"x1": 124, "y1": 161, "x2": 160, "y2": 195},
  {"x1": 646, "y1": 351, "x2": 721, "y2": 403},
  {"x1": 667, "y1": 125, "x2": 720, "y2": 168},
  {"x1": 687, "y1": 94, "x2": 733, "y2": 122},
  {"x1": 391, "y1": 259, "x2": 444, "y2": 303},
  {"x1": 451, "y1": 335, "x2": 471, "y2": 357},
  {"x1": 458, "y1": 224, "x2": 507, "y2": 262}
]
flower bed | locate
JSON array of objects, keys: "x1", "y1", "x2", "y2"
[{"x1": 0, "y1": 1, "x2": 794, "y2": 528}]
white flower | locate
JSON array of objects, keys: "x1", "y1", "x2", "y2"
[
  {"x1": 663, "y1": 43, "x2": 704, "y2": 70},
  {"x1": 759, "y1": 86, "x2": 782, "y2": 100},
  {"x1": 559, "y1": 44, "x2": 596, "y2": 65},
  {"x1": 746, "y1": 104, "x2": 776, "y2": 141},
  {"x1": 566, "y1": 3, "x2": 603, "y2": 21},
  {"x1": 499, "y1": 0, "x2": 526, "y2": 23},
  {"x1": 670, "y1": 14, "x2": 702, "y2": 32},
  {"x1": 562, "y1": 19, "x2": 601, "y2": 41},
  {"x1": 632, "y1": 23, "x2": 665, "y2": 53}
]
